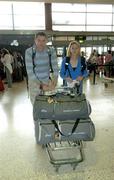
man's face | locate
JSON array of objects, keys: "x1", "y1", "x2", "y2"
[{"x1": 35, "y1": 35, "x2": 47, "y2": 51}]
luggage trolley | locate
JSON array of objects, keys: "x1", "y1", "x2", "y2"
[{"x1": 33, "y1": 85, "x2": 95, "y2": 171}]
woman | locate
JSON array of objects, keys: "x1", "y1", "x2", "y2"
[
  {"x1": 1, "y1": 48, "x2": 13, "y2": 88},
  {"x1": 60, "y1": 41, "x2": 88, "y2": 94}
]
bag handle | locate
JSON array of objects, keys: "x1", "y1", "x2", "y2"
[{"x1": 52, "y1": 119, "x2": 80, "y2": 137}]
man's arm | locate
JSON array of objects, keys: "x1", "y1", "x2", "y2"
[
  {"x1": 25, "y1": 47, "x2": 40, "y2": 84},
  {"x1": 50, "y1": 47, "x2": 59, "y2": 87},
  {"x1": 50, "y1": 48, "x2": 59, "y2": 79}
]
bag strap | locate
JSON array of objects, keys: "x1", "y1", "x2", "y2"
[
  {"x1": 48, "y1": 48, "x2": 53, "y2": 73},
  {"x1": 64, "y1": 56, "x2": 87, "y2": 77},
  {"x1": 64, "y1": 56, "x2": 72, "y2": 79},
  {"x1": 81, "y1": 56, "x2": 87, "y2": 74},
  {"x1": 32, "y1": 46, "x2": 36, "y2": 74},
  {"x1": 52, "y1": 118, "x2": 80, "y2": 137}
]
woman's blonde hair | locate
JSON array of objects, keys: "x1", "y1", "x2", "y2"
[{"x1": 66, "y1": 40, "x2": 80, "y2": 57}]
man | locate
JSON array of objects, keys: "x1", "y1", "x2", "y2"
[
  {"x1": 25, "y1": 31, "x2": 59, "y2": 105},
  {"x1": 25, "y1": 32, "x2": 59, "y2": 144}
]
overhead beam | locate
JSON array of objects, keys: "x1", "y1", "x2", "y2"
[
  {"x1": 1, "y1": 0, "x2": 114, "y2": 4},
  {"x1": 0, "y1": 30, "x2": 114, "y2": 37}
]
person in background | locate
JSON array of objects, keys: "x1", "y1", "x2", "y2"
[
  {"x1": 87, "y1": 49, "x2": 97, "y2": 74},
  {"x1": 60, "y1": 41, "x2": 88, "y2": 94},
  {"x1": 25, "y1": 31, "x2": 59, "y2": 105},
  {"x1": 1, "y1": 48, "x2": 13, "y2": 88},
  {"x1": 104, "y1": 50, "x2": 113, "y2": 77},
  {"x1": 81, "y1": 51, "x2": 87, "y2": 64}
]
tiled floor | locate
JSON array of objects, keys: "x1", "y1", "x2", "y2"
[{"x1": 0, "y1": 75, "x2": 114, "y2": 180}]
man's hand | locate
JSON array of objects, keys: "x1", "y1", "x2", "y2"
[
  {"x1": 41, "y1": 78, "x2": 57, "y2": 91},
  {"x1": 41, "y1": 84, "x2": 50, "y2": 91},
  {"x1": 48, "y1": 79, "x2": 56, "y2": 90},
  {"x1": 51, "y1": 78, "x2": 58, "y2": 87}
]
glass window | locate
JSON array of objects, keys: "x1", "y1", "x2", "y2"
[
  {"x1": 99, "y1": 36, "x2": 107, "y2": 40},
  {"x1": 52, "y1": 13, "x2": 85, "y2": 25},
  {"x1": 86, "y1": 36, "x2": 92, "y2": 40},
  {"x1": 86, "y1": 47, "x2": 92, "y2": 60},
  {"x1": 0, "y1": 15, "x2": 13, "y2": 29},
  {"x1": 0, "y1": 2, "x2": 12, "y2": 14},
  {"x1": 52, "y1": 3, "x2": 86, "y2": 31},
  {"x1": 112, "y1": 5, "x2": 114, "y2": 13},
  {"x1": 87, "y1": 13, "x2": 112, "y2": 25},
  {"x1": 54, "y1": 36, "x2": 68, "y2": 41},
  {"x1": 14, "y1": 15, "x2": 44, "y2": 30},
  {"x1": 13, "y1": 2, "x2": 45, "y2": 30},
  {"x1": 0, "y1": 2, "x2": 45, "y2": 30},
  {"x1": 67, "y1": 36, "x2": 75, "y2": 41},
  {"x1": 52, "y1": 3, "x2": 86, "y2": 12},
  {"x1": 0, "y1": 2, "x2": 12, "y2": 29},
  {"x1": 13, "y1": 2, "x2": 43, "y2": 14},
  {"x1": 93, "y1": 36, "x2": 98, "y2": 40},
  {"x1": 87, "y1": 4, "x2": 112, "y2": 12},
  {"x1": 97, "y1": 47, "x2": 103, "y2": 54},
  {"x1": 109, "y1": 36, "x2": 114, "y2": 40},
  {"x1": 52, "y1": 3, "x2": 114, "y2": 32}
]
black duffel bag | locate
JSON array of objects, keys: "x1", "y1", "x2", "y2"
[{"x1": 33, "y1": 93, "x2": 91, "y2": 121}]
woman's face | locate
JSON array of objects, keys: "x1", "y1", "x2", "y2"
[{"x1": 70, "y1": 43, "x2": 80, "y2": 56}]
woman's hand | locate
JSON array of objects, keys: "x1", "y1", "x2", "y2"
[
  {"x1": 66, "y1": 77, "x2": 73, "y2": 83},
  {"x1": 76, "y1": 76, "x2": 83, "y2": 81}
]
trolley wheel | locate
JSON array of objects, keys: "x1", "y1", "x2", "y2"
[
  {"x1": 42, "y1": 144, "x2": 46, "y2": 149},
  {"x1": 54, "y1": 165, "x2": 60, "y2": 172},
  {"x1": 71, "y1": 163, "x2": 77, "y2": 170}
]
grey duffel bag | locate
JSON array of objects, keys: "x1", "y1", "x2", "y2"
[
  {"x1": 33, "y1": 93, "x2": 91, "y2": 121},
  {"x1": 34, "y1": 118, "x2": 95, "y2": 145}
]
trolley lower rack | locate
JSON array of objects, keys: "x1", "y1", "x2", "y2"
[{"x1": 46, "y1": 140, "x2": 84, "y2": 172}]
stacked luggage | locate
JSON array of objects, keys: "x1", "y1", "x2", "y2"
[{"x1": 33, "y1": 85, "x2": 95, "y2": 145}]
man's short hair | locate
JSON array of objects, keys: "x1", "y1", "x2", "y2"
[{"x1": 35, "y1": 31, "x2": 47, "y2": 39}]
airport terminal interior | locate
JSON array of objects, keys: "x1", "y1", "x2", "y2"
[{"x1": 0, "y1": 0, "x2": 114, "y2": 180}]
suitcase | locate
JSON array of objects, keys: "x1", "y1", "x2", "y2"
[{"x1": 34, "y1": 118, "x2": 95, "y2": 145}]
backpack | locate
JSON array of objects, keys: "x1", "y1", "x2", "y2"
[{"x1": 64, "y1": 56, "x2": 87, "y2": 78}]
